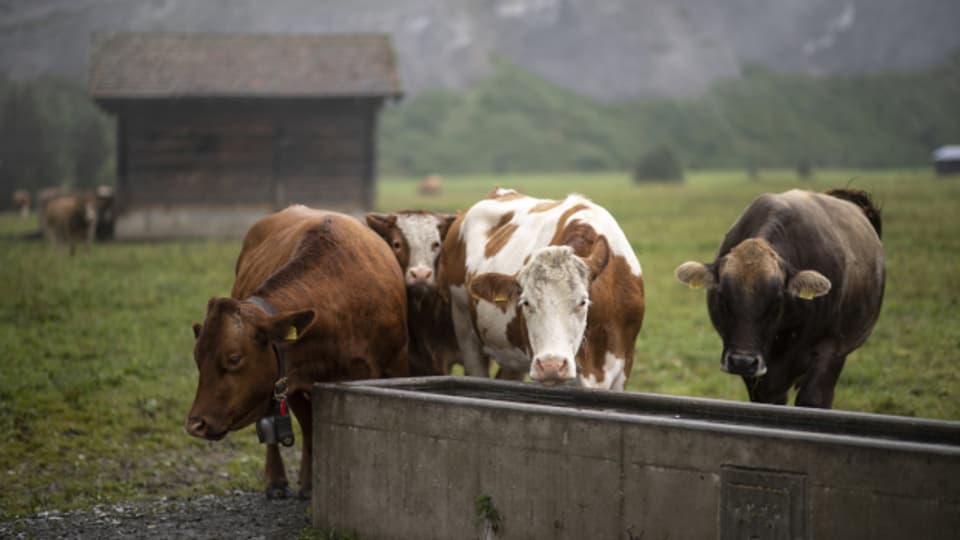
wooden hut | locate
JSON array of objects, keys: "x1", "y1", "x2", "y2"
[
  {"x1": 88, "y1": 32, "x2": 402, "y2": 238},
  {"x1": 933, "y1": 145, "x2": 960, "y2": 176}
]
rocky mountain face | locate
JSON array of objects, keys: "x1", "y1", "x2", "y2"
[{"x1": 1, "y1": 0, "x2": 958, "y2": 100}]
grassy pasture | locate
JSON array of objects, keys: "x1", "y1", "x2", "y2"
[{"x1": 1, "y1": 169, "x2": 958, "y2": 520}]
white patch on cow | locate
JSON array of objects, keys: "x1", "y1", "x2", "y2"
[
  {"x1": 579, "y1": 352, "x2": 626, "y2": 391},
  {"x1": 473, "y1": 300, "x2": 528, "y2": 373},
  {"x1": 396, "y1": 213, "x2": 443, "y2": 286},
  {"x1": 517, "y1": 246, "x2": 591, "y2": 382}
]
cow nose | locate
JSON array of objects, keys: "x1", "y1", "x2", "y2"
[
  {"x1": 723, "y1": 352, "x2": 766, "y2": 377},
  {"x1": 532, "y1": 355, "x2": 572, "y2": 385},
  {"x1": 185, "y1": 416, "x2": 208, "y2": 438},
  {"x1": 407, "y1": 268, "x2": 433, "y2": 284}
]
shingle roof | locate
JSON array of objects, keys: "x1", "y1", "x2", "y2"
[{"x1": 88, "y1": 32, "x2": 402, "y2": 99}]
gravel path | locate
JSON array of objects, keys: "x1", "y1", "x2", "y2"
[{"x1": 0, "y1": 492, "x2": 311, "y2": 539}]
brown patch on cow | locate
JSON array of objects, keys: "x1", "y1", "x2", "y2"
[
  {"x1": 506, "y1": 309, "x2": 529, "y2": 356},
  {"x1": 487, "y1": 212, "x2": 515, "y2": 237},
  {"x1": 722, "y1": 238, "x2": 783, "y2": 293},
  {"x1": 548, "y1": 204, "x2": 594, "y2": 255},
  {"x1": 468, "y1": 272, "x2": 520, "y2": 313},
  {"x1": 438, "y1": 214, "x2": 468, "y2": 288},
  {"x1": 530, "y1": 200, "x2": 563, "y2": 213},
  {"x1": 580, "y1": 253, "x2": 645, "y2": 386},
  {"x1": 484, "y1": 212, "x2": 518, "y2": 258}
]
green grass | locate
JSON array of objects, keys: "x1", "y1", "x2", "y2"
[{"x1": 1, "y1": 168, "x2": 957, "y2": 521}]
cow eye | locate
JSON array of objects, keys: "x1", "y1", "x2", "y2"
[
  {"x1": 431, "y1": 241, "x2": 440, "y2": 251},
  {"x1": 577, "y1": 298, "x2": 589, "y2": 309},
  {"x1": 518, "y1": 298, "x2": 529, "y2": 308},
  {"x1": 392, "y1": 241, "x2": 402, "y2": 249},
  {"x1": 227, "y1": 354, "x2": 243, "y2": 368}
]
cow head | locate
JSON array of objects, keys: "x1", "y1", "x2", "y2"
[
  {"x1": 675, "y1": 238, "x2": 831, "y2": 377},
  {"x1": 469, "y1": 237, "x2": 610, "y2": 385},
  {"x1": 185, "y1": 297, "x2": 314, "y2": 441},
  {"x1": 366, "y1": 211, "x2": 457, "y2": 292}
]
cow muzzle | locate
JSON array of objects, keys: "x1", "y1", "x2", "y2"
[
  {"x1": 532, "y1": 355, "x2": 574, "y2": 386},
  {"x1": 722, "y1": 351, "x2": 767, "y2": 377},
  {"x1": 406, "y1": 267, "x2": 434, "y2": 286},
  {"x1": 185, "y1": 416, "x2": 227, "y2": 441}
]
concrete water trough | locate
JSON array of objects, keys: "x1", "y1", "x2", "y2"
[{"x1": 311, "y1": 376, "x2": 960, "y2": 539}]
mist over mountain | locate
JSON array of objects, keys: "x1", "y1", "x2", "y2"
[{"x1": 1, "y1": 0, "x2": 958, "y2": 100}]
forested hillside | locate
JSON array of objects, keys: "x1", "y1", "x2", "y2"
[{"x1": 380, "y1": 56, "x2": 960, "y2": 175}]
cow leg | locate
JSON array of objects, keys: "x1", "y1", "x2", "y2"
[
  {"x1": 450, "y1": 291, "x2": 488, "y2": 377},
  {"x1": 264, "y1": 443, "x2": 290, "y2": 499},
  {"x1": 795, "y1": 346, "x2": 845, "y2": 408},
  {"x1": 287, "y1": 392, "x2": 313, "y2": 499}
]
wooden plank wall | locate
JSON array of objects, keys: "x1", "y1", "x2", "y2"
[{"x1": 109, "y1": 98, "x2": 380, "y2": 211}]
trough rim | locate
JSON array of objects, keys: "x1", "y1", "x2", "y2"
[{"x1": 313, "y1": 376, "x2": 960, "y2": 457}]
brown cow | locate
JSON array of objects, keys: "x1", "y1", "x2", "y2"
[
  {"x1": 186, "y1": 205, "x2": 409, "y2": 498},
  {"x1": 418, "y1": 175, "x2": 443, "y2": 196},
  {"x1": 438, "y1": 189, "x2": 645, "y2": 389},
  {"x1": 366, "y1": 210, "x2": 461, "y2": 375},
  {"x1": 42, "y1": 194, "x2": 98, "y2": 255},
  {"x1": 12, "y1": 189, "x2": 31, "y2": 218},
  {"x1": 675, "y1": 188, "x2": 885, "y2": 408}
]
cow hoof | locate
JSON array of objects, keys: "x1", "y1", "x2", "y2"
[{"x1": 265, "y1": 485, "x2": 292, "y2": 499}]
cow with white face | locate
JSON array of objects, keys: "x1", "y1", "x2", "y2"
[
  {"x1": 439, "y1": 189, "x2": 645, "y2": 390},
  {"x1": 367, "y1": 210, "x2": 461, "y2": 375}
]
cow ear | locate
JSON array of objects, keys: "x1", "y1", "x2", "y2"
[
  {"x1": 469, "y1": 273, "x2": 521, "y2": 305},
  {"x1": 675, "y1": 261, "x2": 717, "y2": 289},
  {"x1": 192, "y1": 323, "x2": 202, "y2": 339},
  {"x1": 267, "y1": 309, "x2": 316, "y2": 344},
  {"x1": 438, "y1": 213, "x2": 457, "y2": 240},
  {"x1": 787, "y1": 270, "x2": 831, "y2": 300},
  {"x1": 364, "y1": 213, "x2": 395, "y2": 238},
  {"x1": 585, "y1": 236, "x2": 610, "y2": 281}
]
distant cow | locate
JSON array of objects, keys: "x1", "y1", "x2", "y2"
[
  {"x1": 186, "y1": 206, "x2": 408, "y2": 499},
  {"x1": 12, "y1": 190, "x2": 31, "y2": 218},
  {"x1": 675, "y1": 188, "x2": 885, "y2": 408},
  {"x1": 418, "y1": 175, "x2": 443, "y2": 196},
  {"x1": 42, "y1": 194, "x2": 98, "y2": 255},
  {"x1": 366, "y1": 210, "x2": 462, "y2": 375},
  {"x1": 439, "y1": 189, "x2": 645, "y2": 390}
]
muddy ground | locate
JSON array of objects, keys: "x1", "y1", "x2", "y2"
[{"x1": 0, "y1": 491, "x2": 311, "y2": 539}]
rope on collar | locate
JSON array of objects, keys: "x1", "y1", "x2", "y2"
[
  {"x1": 245, "y1": 295, "x2": 288, "y2": 400},
  {"x1": 245, "y1": 295, "x2": 293, "y2": 447}
]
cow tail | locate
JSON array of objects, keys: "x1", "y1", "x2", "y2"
[{"x1": 824, "y1": 188, "x2": 882, "y2": 239}]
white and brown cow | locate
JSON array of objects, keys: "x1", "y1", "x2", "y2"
[
  {"x1": 439, "y1": 189, "x2": 645, "y2": 390},
  {"x1": 366, "y1": 210, "x2": 461, "y2": 375}
]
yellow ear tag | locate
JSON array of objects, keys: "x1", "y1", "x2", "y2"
[
  {"x1": 797, "y1": 289, "x2": 816, "y2": 300},
  {"x1": 493, "y1": 295, "x2": 508, "y2": 303},
  {"x1": 688, "y1": 280, "x2": 704, "y2": 290},
  {"x1": 284, "y1": 326, "x2": 298, "y2": 341}
]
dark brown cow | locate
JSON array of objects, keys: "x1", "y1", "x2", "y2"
[
  {"x1": 366, "y1": 210, "x2": 461, "y2": 375},
  {"x1": 675, "y1": 188, "x2": 885, "y2": 408},
  {"x1": 186, "y1": 205, "x2": 408, "y2": 498},
  {"x1": 42, "y1": 194, "x2": 97, "y2": 255}
]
